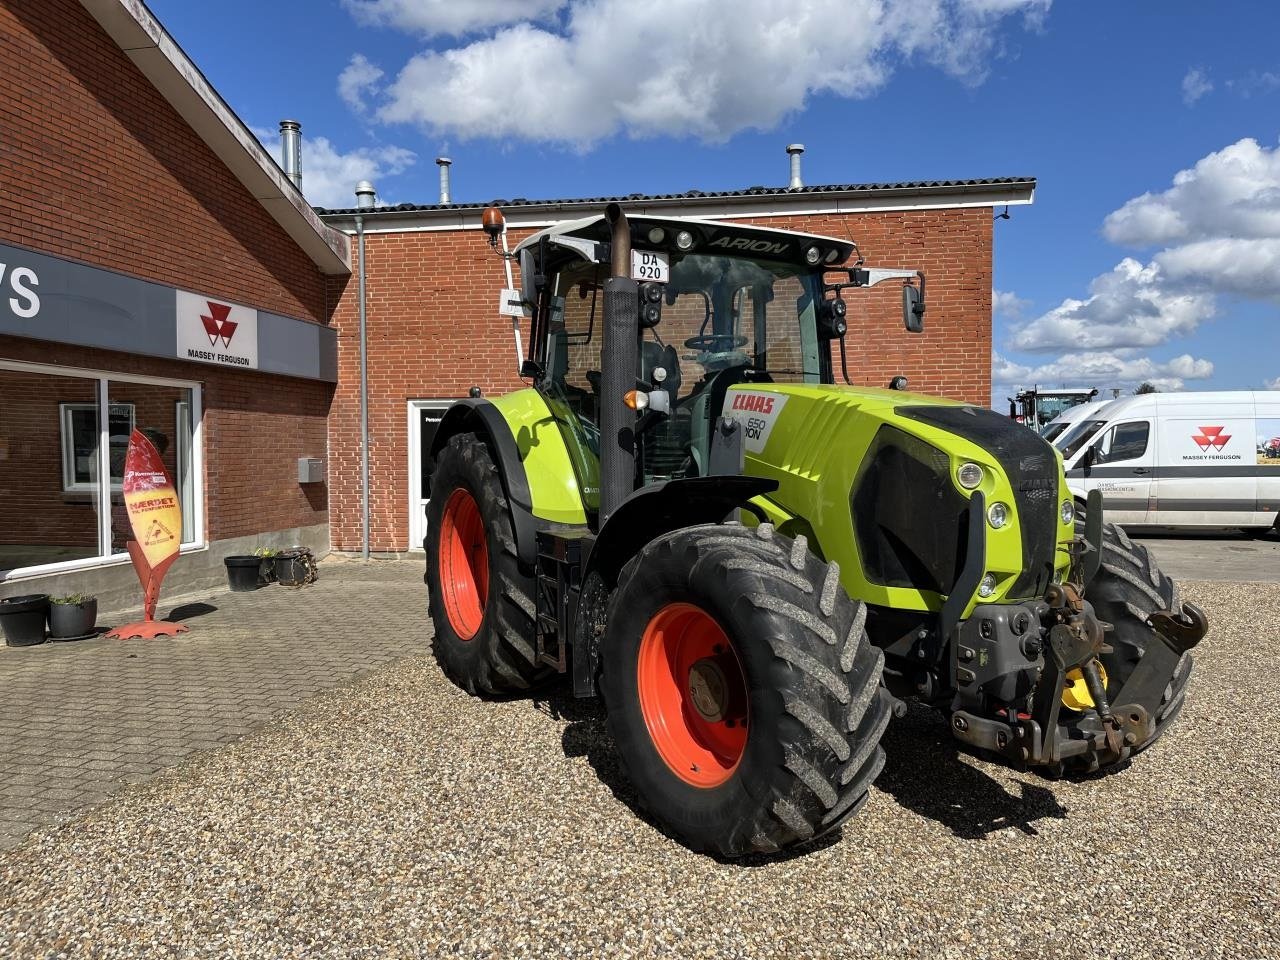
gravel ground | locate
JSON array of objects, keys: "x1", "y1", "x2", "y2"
[{"x1": 1, "y1": 580, "x2": 1277, "y2": 959}]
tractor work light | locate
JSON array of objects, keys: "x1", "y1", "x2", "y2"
[
  {"x1": 1061, "y1": 500, "x2": 1075, "y2": 524},
  {"x1": 675, "y1": 230, "x2": 695, "y2": 251},
  {"x1": 647, "y1": 227, "x2": 666, "y2": 244},
  {"x1": 824, "y1": 247, "x2": 842, "y2": 264},
  {"x1": 957, "y1": 462, "x2": 983, "y2": 490},
  {"x1": 987, "y1": 501, "x2": 1009, "y2": 529},
  {"x1": 804, "y1": 246, "x2": 822, "y2": 265},
  {"x1": 977, "y1": 574, "x2": 997, "y2": 598}
]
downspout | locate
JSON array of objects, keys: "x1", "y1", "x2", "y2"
[{"x1": 356, "y1": 214, "x2": 370, "y2": 559}]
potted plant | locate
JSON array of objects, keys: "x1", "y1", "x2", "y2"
[
  {"x1": 274, "y1": 546, "x2": 317, "y2": 586},
  {"x1": 223, "y1": 554, "x2": 262, "y2": 592},
  {"x1": 49, "y1": 593, "x2": 98, "y2": 640},
  {"x1": 253, "y1": 547, "x2": 279, "y2": 585},
  {"x1": 0, "y1": 593, "x2": 49, "y2": 646}
]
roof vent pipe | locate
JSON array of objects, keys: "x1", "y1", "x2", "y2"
[
  {"x1": 436, "y1": 157, "x2": 453, "y2": 205},
  {"x1": 280, "y1": 120, "x2": 302, "y2": 189},
  {"x1": 355, "y1": 180, "x2": 377, "y2": 210},
  {"x1": 786, "y1": 143, "x2": 805, "y2": 189}
]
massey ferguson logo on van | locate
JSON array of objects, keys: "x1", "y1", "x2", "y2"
[
  {"x1": 1192, "y1": 426, "x2": 1230, "y2": 452},
  {"x1": 725, "y1": 390, "x2": 788, "y2": 453}
]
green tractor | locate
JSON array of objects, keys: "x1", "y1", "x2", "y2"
[{"x1": 425, "y1": 204, "x2": 1206, "y2": 857}]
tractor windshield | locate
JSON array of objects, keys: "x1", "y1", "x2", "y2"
[{"x1": 540, "y1": 251, "x2": 825, "y2": 496}]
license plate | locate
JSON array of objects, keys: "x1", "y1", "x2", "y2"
[{"x1": 631, "y1": 250, "x2": 670, "y2": 283}]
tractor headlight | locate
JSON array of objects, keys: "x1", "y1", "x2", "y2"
[
  {"x1": 1061, "y1": 500, "x2": 1075, "y2": 524},
  {"x1": 987, "y1": 502, "x2": 1009, "y2": 529},
  {"x1": 977, "y1": 573, "x2": 997, "y2": 598},
  {"x1": 957, "y1": 462, "x2": 983, "y2": 490},
  {"x1": 675, "y1": 230, "x2": 695, "y2": 251},
  {"x1": 804, "y1": 245, "x2": 822, "y2": 265},
  {"x1": 647, "y1": 227, "x2": 666, "y2": 244}
]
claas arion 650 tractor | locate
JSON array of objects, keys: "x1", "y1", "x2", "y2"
[{"x1": 424, "y1": 203, "x2": 1206, "y2": 857}]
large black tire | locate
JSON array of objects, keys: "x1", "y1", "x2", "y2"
[
  {"x1": 425, "y1": 433, "x2": 553, "y2": 695},
  {"x1": 599, "y1": 522, "x2": 893, "y2": 857},
  {"x1": 1069, "y1": 518, "x2": 1193, "y2": 772}
]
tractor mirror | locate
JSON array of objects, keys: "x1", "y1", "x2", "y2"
[{"x1": 903, "y1": 283, "x2": 925, "y2": 333}]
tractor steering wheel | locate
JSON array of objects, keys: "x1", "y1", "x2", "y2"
[{"x1": 684, "y1": 333, "x2": 748, "y2": 352}]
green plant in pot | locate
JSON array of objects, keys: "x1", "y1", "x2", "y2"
[
  {"x1": 253, "y1": 547, "x2": 279, "y2": 585},
  {"x1": 49, "y1": 593, "x2": 98, "y2": 640}
]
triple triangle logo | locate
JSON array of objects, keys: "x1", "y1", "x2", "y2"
[
  {"x1": 143, "y1": 517, "x2": 175, "y2": 547},
  {"x1": 1191, "y1": 426, "x2": 1231, "y2": 451},
  {"x1": 200, "y1": 301, "x2": 238, "y2": 348}
]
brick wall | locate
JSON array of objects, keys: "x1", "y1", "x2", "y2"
[
  {"x1": 0, "y1": 0, "x2": 329, "y2": 324},
  {"x1": 0, "y1": 336, "x2": 331, "y2": 546},
  {"x1": 327, "y1": 207, "x2": 992, "y2": 552}
]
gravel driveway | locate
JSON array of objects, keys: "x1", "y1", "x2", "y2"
[{"x1": 2, "y1": 580, "x2": 1276, "y2": 959}]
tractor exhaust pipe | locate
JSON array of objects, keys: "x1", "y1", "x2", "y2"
[{"x1": 599, "y1": 203, "x2": 638, "y2": 523}]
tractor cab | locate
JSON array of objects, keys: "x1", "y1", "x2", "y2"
[{"x1": 512, "y1": 211, "x2": 922, "y2": 517}]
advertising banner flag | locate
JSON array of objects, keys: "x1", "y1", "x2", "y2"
[{"x1": 105, "y1": 430, "x2": 189, "y2": 639}]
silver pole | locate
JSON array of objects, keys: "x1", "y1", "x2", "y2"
[{"x1": 356, "y1": 214, "x2": 370, "y2": 560}]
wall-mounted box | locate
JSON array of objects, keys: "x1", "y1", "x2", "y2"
[{"x1": 297, "y1": 457, "x2": 325, "y2": 484}]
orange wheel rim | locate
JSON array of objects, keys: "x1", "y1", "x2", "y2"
[
  {"x1": 637, "y1": 602, "x2": 749, "y2": 788},
  {"x1": 438, "y1": 488, "x2": 489, "y2": 640}
]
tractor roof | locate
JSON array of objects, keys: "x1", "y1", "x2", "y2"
[{"x1": 514, "y1": 213, "x2": 855, "y2": 267}]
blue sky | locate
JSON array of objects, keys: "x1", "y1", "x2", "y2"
[{"x1": 148, "y1": 0, "x2": 1280, "y2": 396}]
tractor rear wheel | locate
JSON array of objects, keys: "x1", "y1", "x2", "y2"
[
  {"x1": 1067, "y1": 518, "x2": 1194, "y2": 773},
  {"x1": 599, "y1": 522, "x2": 892, "y2": 857},
  {"x1": 425, "y1": 433, "x2": 552, "y2": 696}
]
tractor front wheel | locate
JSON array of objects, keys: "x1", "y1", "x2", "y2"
[
  {"x1": 425, "y1": 433, "x2": 551, "y2": 696},
  {"x1": 599, "y1": 522, "x2": 892, "y2": 857}
]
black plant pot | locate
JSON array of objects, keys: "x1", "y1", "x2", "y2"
[
  {"x1": 0, "y1": 594, "x2": 49, "y2": 646},
  {"x1": 274, "y1": 553, "x2": 308, "y2": 586},
  {"x1": 49, "y1": 599, "x2": 98, "y2": 639},
  {"x1": 224, "y1": 555, "x2": 262, "y2": 592}
]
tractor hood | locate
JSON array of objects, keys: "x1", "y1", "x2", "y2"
[{"x1": 726, "y1": 382, "x2": 1073, "y2": 614}]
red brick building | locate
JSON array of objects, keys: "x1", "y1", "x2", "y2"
[
  {"x1": 0, "y1": 0, "x2": 1034, "y2": 599},
  {"x1": 318, "y1": 182, "x2": 1033, "y2": 555},
  {"x1": 0, "y1": 0, "x2": 350, "y2": 608}
]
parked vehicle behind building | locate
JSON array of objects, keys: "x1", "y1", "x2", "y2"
[
  {"x1": 1059, "y1": 391, "x2": 1280, "y2": 532},
  {"x1": 1040, "y1": 399, "x2": 1109, "y2": 445}
]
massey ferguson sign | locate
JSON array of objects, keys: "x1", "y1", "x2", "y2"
[
  {"x1": 1165, "y1": 419, "x2": 1249, "y2": 464},
  {"x1": 176, "y1": 290, "x2": 258, "y2": 370}
]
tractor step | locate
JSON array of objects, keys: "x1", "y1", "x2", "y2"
[{"x1": 534, "y1": 530, "x2": 592, "y2": 673}]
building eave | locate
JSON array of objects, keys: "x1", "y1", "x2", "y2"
[{"x1": 78, "y1": 0, "x2": 352, "y2": 276}]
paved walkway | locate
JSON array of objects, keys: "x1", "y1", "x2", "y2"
[
  {"x1": 0, "y1": 558, "x2": 426, "y2": 851},
  {"x1": 1133, "y1": 529, "x2": 1280, "y2": 582}
]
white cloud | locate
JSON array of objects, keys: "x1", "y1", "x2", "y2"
[
  {"x1": 992, "y1": 350, "x2": 1214, "y2": 392},
  {"x1": 1008, "y1": 258, "x2": 1215, "y2": 352},
  {"x1": 341, "y1": 0, "x2": 568, "y2": 37},
  {"x1": 362, "y1": 0, "x2": 1052, "y2": 146},
  {"x1": 993, "y1": 289, "x2": 1030, "y2": 319},
  {"x1": 1103, "y1": 137, "x2": 1280, "y2": 249},
  {"x1": 1267, "y1": 377, "x2": 1280, "y2": 390},
  {"x1": 254, "y1": 127, "x2": 416, "y2": 208},
  {"x1": 1155, "y1": 237, "x2": 1280, "y2": 299},
  {"x1": 1181, "y1": 67, "x2": 1212, "y2": 106},
  {"x1": 338, "y1": 54, "x2": 385, "y2": 113},
  {"x1": 1225, "y1": 70, "x2": 1280, "y2": 98}
]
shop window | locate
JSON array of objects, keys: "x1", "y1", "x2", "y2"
[
  {"x1": 59, "y1": 402, "x2": 134, "y2": 492},
  {"x1": 0, "y1": 361, "x2": 203, "y2": 578}
]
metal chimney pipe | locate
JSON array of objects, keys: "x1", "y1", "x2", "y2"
[
  {"x1": 280, "y1": 120, "x2": 302, "y2": 189},
  {"x1": 355, "y1": 180, "x2": 377, "y2": 210},
  {"x1": 436, "y1": 157, "x2": 453, "y2": 204},
  {"x1": 786, "y1": 143, "x2": 805, "y2": 189}
]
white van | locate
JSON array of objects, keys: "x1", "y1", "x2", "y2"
[
  {"x1": 1040, "y1": 399, "x2": 1109, "y2": 445},
  {"x1": 1058, "y1": 391, "x2": 1280, "y2": 531}
]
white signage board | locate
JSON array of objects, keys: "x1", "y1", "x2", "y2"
[
  {"x1": 631, "y1": 250, "x2": 670, "y2": 283},
  {"x1": 176, "y1": 290, "x2": 258, "y2": 370},
  {"x1": 1160, "y1": 417, "x2": 1253, "y2": 465}
]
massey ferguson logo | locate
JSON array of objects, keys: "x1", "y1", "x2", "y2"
[
  {"x1": 1192, "y1": 426, "x2": 1231, "y2": 451},
  {"x1": 200, "y1": 301, "x2": 238, "y2": 348}
]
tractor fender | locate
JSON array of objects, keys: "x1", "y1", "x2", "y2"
[
  {"x1": 584, "y1": 475, "x2": 779, "y2": 590},
  {"x1": 430, "y1": 399, "x2": 540, "y2": 568}
]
